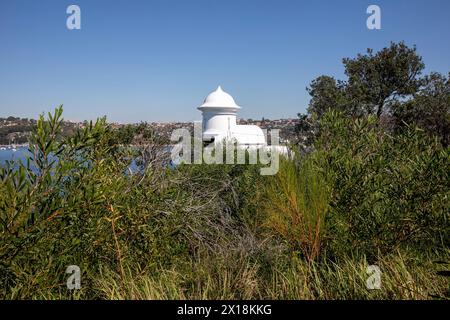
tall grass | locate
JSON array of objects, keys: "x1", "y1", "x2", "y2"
[{"x1": 93, "y1": 250, "x2": 449, "y2": 300}]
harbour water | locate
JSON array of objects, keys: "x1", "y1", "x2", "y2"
[
  {"x1": 0, "y1": 146, "x2": 169, "y2": 172},
  {"x1": 0, "y1": 147, "x2": 29, "y2": 164}
]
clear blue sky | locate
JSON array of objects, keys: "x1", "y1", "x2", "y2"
[{"x1": 0, "y1": 0, "x2": 449, "y2": 123}]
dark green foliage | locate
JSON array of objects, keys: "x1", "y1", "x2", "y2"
[
  {"x1": 306, "y1": 76, "x2": 348, "y2": 119},
  {"x1": 343, "y1": 42, "x2": 424, "y2": 118},
  {"x1": 316, "y1": 112, "x2": 449, "y2": 259},
  {"x1": 0, "y1": 107, "x2": 270, "y2": 299},
  {"x1": 303, "y1": 42, "x2": 425, "y2": 123},
  {"x1": 392, "y1": 72, "x2": 450, "y2": 146}
]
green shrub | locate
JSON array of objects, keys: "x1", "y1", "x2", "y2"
[{"x1": 317, "y1": 111, "x2": 449, "y2": 259}]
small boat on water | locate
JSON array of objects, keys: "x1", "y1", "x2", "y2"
[
  {"x1": 0, "y1": 147, "x2": 6, "y2": 151},
  {"x1": 12, "y1": 148, "x2": 17, "y2": 152}
]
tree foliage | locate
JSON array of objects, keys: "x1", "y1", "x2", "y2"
[
  {"x1": 343, "y1": 42, "x2": 424, "y2": 118},
  {"x1": 298, "y1": 42, "x2": 448, "y2": 147},
  {"x1": 392, "y1": 72, "x2": 450, "y2": 145}
]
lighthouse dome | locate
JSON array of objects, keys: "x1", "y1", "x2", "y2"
[
  {"x1": 199, "y1": 86, "x2": 241, "y2": 109},
  {"x1": 198, "y1": 86, "x2": 267, "y2": 146}
]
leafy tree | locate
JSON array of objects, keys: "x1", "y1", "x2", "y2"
[
  {"x1": 392, "y1": 72, "x2": 450, "y2": 146},
  {"x1": 306, "y1": 76, "x2": 348, "y2": 118},
  {"x1": 304, "y1": 42, "x2": 425, "y2": 125},
  {"x1": 343, "y1": 42, "x2": 425, "y2": 118}
]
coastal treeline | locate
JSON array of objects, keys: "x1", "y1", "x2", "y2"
[{"x1": 0, "y1": 42, "x2": 448, "y2": 299}]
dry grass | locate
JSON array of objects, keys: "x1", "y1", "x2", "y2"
[{"x1": 93, "y1": 250, "x2": 449, "y2": 300}]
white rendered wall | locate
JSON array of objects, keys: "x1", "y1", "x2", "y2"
[{"x1": 202, "y1": 111, "x2": 237, "y2": 138}]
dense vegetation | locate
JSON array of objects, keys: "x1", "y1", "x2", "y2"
[
  {"x1": 0, "y1": 42, "x2": 448, "y2": 299},
  {"x1": 0, "y1": 117, "x2": 77, "y2": 145},
  {"x1": 0, "y1": 117, "x2": 35, "y2": 145}
]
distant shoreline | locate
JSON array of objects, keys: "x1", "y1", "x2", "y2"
[{"x1": 0, "y1": 144, "x2": 28, "y2": 148}]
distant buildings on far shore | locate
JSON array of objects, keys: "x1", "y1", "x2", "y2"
[{"x1": 0, "y1": 113, "x2": 299, "y2": 146}]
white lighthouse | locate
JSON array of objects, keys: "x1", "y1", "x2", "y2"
[{"x1": 198, "y1": 86, "x2": 266, "y2": 146}]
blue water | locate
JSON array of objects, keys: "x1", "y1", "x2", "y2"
[
  {"x1": 0, "y1": 147, "x2": 175, "y2": 172},
  {"x1": 0, "y1": 147, "x2": 29, "y2": 164}
]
